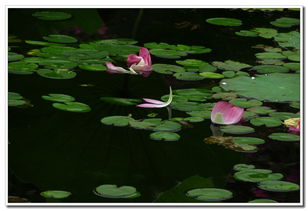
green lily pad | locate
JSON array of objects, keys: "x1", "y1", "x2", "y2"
[
  {"x1": 250, "y1": 117, "x2": 281, "y2": 127},
  {"x1": 199, "y1": 63, "x2": 217, "y2": 72},
  {"x1": 274, "y1": 31, "x2": 300, "y2": 49},
  {"x1": 40, "y1": 190, "x2": 71, "y2": 199},
  {"x1": 258, "y1": 180, "x2": 300, "y2": 192},
  {"x1": 173, "y1": 72, "x2": 205, "y2": 81},
  {"x1": 8, "y1": 62, "x2": 38, "y2": 75},
  {"x1": 268, "y1": 133, "x2": 300, "y2": 141},
  {"x1": 222, "y1": 71, "x2": 235, "y2": 78},
  {"x1": 95, "y1": 184, "x2": 140, "y2": 198},
  {"x1": 43, "y1": 34, "x2": 78, "y2": 43},
  {"x1": 233, "y1": 137, "x2": 265, "y2": 145},
  {"x1": 42, "y1": 94, "x2": 75, "y2": 102},
  {"x1": 52, "y1": 102, "x2": 91, "y2": 113},
  {"x1": 233, "y1": 164, "x2": 256, "y2": 171},
  {"x1": 37, "y1": 69, "x2": 77, "y2": 79},
  {"x1": 249, "y1": 199, "x2": 278, "y2": 203},
  {"x1": 206, "y1": 17, "x2": 242, "y2": 26},
  {"x1": 129, "y1": 120, "x2": 157, "y2": 130},
  {"x1": 78, "y1": 64, "x2": 106, "y2": 71},
  {"x1": 32, "y1": 11, "x2": 72, "y2": 21},
  {"x1": 270, "y1": 17, "x2": 300, "y2": 28},
  {"x1": 186, "y1": 188, "x2": 233, "y2": 202},
  {"x1": 153, "y1": 120, "x2": 182, "y2": 132},
  {"x1": 101, "y1": 116, "x2": 134, "y2": 127},
  {"x1": 258, "y1": 59, "x2": 285, "y2": 65},
  {"x1": 184, "y1": 116, "x2": 204, "y2": 122},
  {"x1": 251, "y1": 28, "x2": 278, "y2": 39},
  {"x1": 235, "y1": 30, "x2": 258, "y2": 37},
  {"x1": 176, "y1": 59, "x2": 208, "y2": 67},
  {"x1": 100, "y1": 97, "x2": 141, "y2": 106},
  {"x1": 212, "y1": 60, "x2": 251, "y2": 71},
  {"x1": 150, "y1": 49, "x2": 187, "y2": 59},
  {"x1": 282, "y1": 50, "x2": 300, "y2": 62},
  {"x1": 212, "y1": 92, "x2": 237, "y2": 100},
  {"x1": 229, "y1": 98, "x2": 262, "y2": 108},
  {"x1": 98, "y1": 38, "x2": 138, "y2": 45},
  {"x1": 171, "y1": 102, "x2": 211, "y2": 112},
  {"x1": 25, "y1": 40, "x2": 63, "y2": 46},
  {"x1": 38, "y1": 59, "x2": 77, "y2": 69},
  {"x1": 8, "y1": 99, "x2": 27, "y2": 106},
  {"x1": 243, "y1": 111, "x2": 258, "y2": 120},
  {"x1": 152, "y1": 64, "x2": 185, "y2": 74},
  {"x1": 212, "y1": 86, "x2": 222, "y2": 93},
  {"x1": 247, "y1": 106, "x2": 276, "y2": 114},
  {"x1": 234, "y1": 170, "x2": 283, "y2": 183},
  {"x1": 174, "y1": 88, "x2": 211, "y2": 96},
  {"x1": 187, "y1": 46, "x2": 212, "y2": 54},
  {"x1": 220, "y1": 73, "x2": 300, "y2": 102},
  {"x1": 251, "y1": 65, "x2": 289, "y2": 73},
  {"x1": 199, "y1": 72, "x2": 224, "y2": 79},
  {"x1": 187, "y1": 110, "x2": 211, "y2": 119},
  {"x1": 150, "y1": 132, "x2": 180, "y2": 141},
  {"x1": 255, "y1": 52, "x2": 286, "y2": 60},
  {"x1": 283, "y1": 63, "x2": 300, "y2": 71},
  {"x1": 289, "y1": 102, "x2": 300, "y2": 109},
  {"x1": 235, "y1": 144, "x2": 258, "y2": 153},
  {"x1": 8, "y1": 52, "x2": 24, "y2": 61},
  {"x1": 220, "y1": 125, "x2": 255, "y2": 135},
  {"x1": 8, "y1": 92, "x2": 23, "y2": 100},
  {"x1": 269, "y1": 112, "x2": 300, "y2": 120}
]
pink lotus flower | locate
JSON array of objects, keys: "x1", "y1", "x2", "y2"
[
  {"x1": 106, "y1": 47, "x2": 152, "y2": 77},
  {"x1": 137, "y1": 87, "x2": 173, "y2": 108},
  {"x1": 211, "y1": 101, "x2": 244, "y2": 125},
  {"x1": 284, "y1": 118, "x2": 300, "y2": 135}
]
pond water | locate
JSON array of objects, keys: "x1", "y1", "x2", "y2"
[{"x1": 8, "y1": 8, "x2": 300, "y2": 203}]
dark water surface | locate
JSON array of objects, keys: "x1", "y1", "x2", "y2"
[{"x1": 8, "y1": 8, "x2": 300, "y2": 203}]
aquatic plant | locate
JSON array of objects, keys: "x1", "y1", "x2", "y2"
[
  {"x1": 211, "y1": 101, "x2": 244, "y2": 125},
  {"x1": 284, "y1": 118, "x2": 300, "y2": 135},
  {"x1": 137, "y1": 86, "x2": 173, "y2": 108},
  {"x1": 106, "y1": 47, "x2": 152, "y2": 77}
]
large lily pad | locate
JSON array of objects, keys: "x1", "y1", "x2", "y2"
[
  {"x1": 40, "y1": 190, "x2": 71, "y2": 199},
  {"x1": 233, "y1": 137, "x2": 265, "y2": 145},
  {"x1": 37, "y1": 69, "x2": 77, "y2": 79},
  {"x1": 43, "y1": 34, "x2": 78, "y2": 43},
  {"x1": 150, "y1": 49, "x2": 187, "y2": 59},
  {"x1": 258, "y1": 180, "x2": 300, "y2": 192},
  {"x1": 274, "y1": 31, "x2": 300, "y2": 49},
  {"x1": 42, "y1": 94, "x2": 75, "y2": 102},
  {"x1": 249, "y1": 199, "x2": 278, "y2": 203},
  {"x1": 150, "y1": 132, "x2": 180, "y2": 141},
  {"x1": 173, "y1": 72, "x2": 205, "y2": 81},
  {"x1": 212, "y1": 60, "x2": 251, "y2": 71},
  {"x1": 269, "y1": 112, "x2": 299, "y2": 120},
  {"x1": 101, "y1": 116, "x2": 134, "y2": 127},
  {"x1": 8, "y1": 52, "x2": 24, "y2": 61},
  {"x1": 186, "y1": 188, "x2": 233, "y2": 201},
  {"x1": 270, "y1": 17, "x2": 300, "y2": 28},
  {"x1": 152, "y1": 64, "x2": 185, "y2": 75},
  {"x1": 234, "y1": 170, "x2": 283, "y2": 183},
  {"x1": 229, "y1": 98, "x2": 262, "y2": 108},
  {"x1": 268, "y1": 133, "x2": 300, "y2": 141},
  {"x1": 153, "y1": 120, "x2": 182, "y2": 132},
  {"x1": 206, "y1": 18, "x2": 242, "y2": 26},
  {"x1": 52, "y1": 102, "x2": 91, "y2": 113},
  {"x1": 220, "y1": 125, "x2": 255, "y2": 135},
  {"x1": 233, "y1": 164, "x2": 255, "y2": 171},
  {"x1": 251, "y1": 65, "x2": 289, "y2": 73},
  {"x1": 250, "y1": 117, "x2": 282, "y2": 127},
  {"x1": 95, "y1": 184, "x2": 140, "y2": 199},
  {"x1": 255, "y1": 52, "x2": 286, "y2": 60},
  {"x1": 8, "y1": 62, "x2": 38, "y2": 75},
  {"x1": 220, "y1": 73, "x2": 300, "y2": 102}
]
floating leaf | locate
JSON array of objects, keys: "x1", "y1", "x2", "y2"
[
  {"x1": 98, "y1": 38, "x2": 138, "y2": 45},
  {"x1": 270, "y1": 17, "x2": 300, "y2": 28},
  {"x1": 199, "y1": 72, "x2": 224, "y2": 79},
  {"x1": 100, "y1": 97, "x2": 141, "y2": 106},
  {"x1": 283, "y1": 63, "x2": 300, "y2": 71},
  {"x1": 8, "y1": 92, "x2": 23, "y2": 100},
  {"x1": 150, "y1": 49, "x2": 187, "y2": 59},
  {"x1": 176, "y1": 59, "x2": 208, "y2": 67},
  {"x1": 243, "y1": 111, "x2": 258, "y2": 120},
  {"x1": 220, "y1": 125, "x2": 255, "y2": 135},
  {"x1": 187, "y1": 110, "x2": 211, "y2": 119},
  {"x1": 8, "y1": 62, "x2": 38, "y2": 75},
  {"x1": 199, "y1": 64, "x2": 217, "y2": 72},
  {"x1": 8, "y1": 52, "x2": 24, "y2": 61},
  {"x1": 258, "y1": 181, "x2": 300, "y2": 192},
  {"x1": 37, "y1": 69, "x2": 77, "y2": 79},
  {"x1": 250, "y1": 117, "x2": 281, "y2": 127},
  {"x1": 39, "y1": 59, "x2": 77, "y2": 69},
  {"x1": 8, "y1": 99, "x2": 27, "y2": 106},
  {"x1": 95, "y1": 184, "x2": 140, "y2": 199},
  {"x1": 150, "y1": 132, "x2": 180, "y2": 141},
  {"x1": 212, "y1": 60, "x2": 251, "y2": 71},
  {"x1": 251, "y1": 65, "x2": 289, "y2": 73},
  {"x1": 233, "y1": 164, "x2": 256, "y2": 171},
  {"x1": 171, "y1": 102, "x2": 211, "y2": 112},
  {"x1": 129, "y1": 120, "x2": 157, "y2": 130},
  {"x1": 206, "y1": 18, "x2": 242, "y2": 26},
  {"x1": 249, "y1": 199, "x2": 278, "y2": 203},
  {"x1": 52, "y1": 102, "x2": 91, "y2": 113},
  {"x1": 252, "y1": 28, "x2": 278, "y2": 39},
  {"x1": 257, "y1": 59, "x2": 285, "y2": 65},
  {"x1": 268, "y1": 133, "x2": 300, "y2": 141},
  {"x1": 40, "y1": 190, "x2": 71, "y2": 199},
  {"x1": 274, "y1": 31, "x2": 300, "y2": 49},
  {"x1": 289, "y1": 102, "x2": 300, "y2": 109},
  {"x1": 222, "y1": 71, "x2": 235, "y2": 78},
  {"x1": 212, "y1": 92, "x2": 237, "y2": 100},
  {"x1": 235, "y1": 30, "x2": 258, "y2": 37},
  {"x1": 25, "y1": 40, "x2": 63, "y2": 46},
  {"x1": 247, "y1": 106, "x2": 276, "y2": 115},
  {"x1": 233, "y1": 137, "x2": 265, "y2": 145},
  {"x1": 187, "y1": 188, "x2": 233, "y2": 202},
  {"x1": 78, "y1": 64, "x2": 106, "y2": 71},
  {"x1": 184, "y1": 116, "x2": 204, "y2": 122},
  {"x1": 173, "y1": 72, "x2": 205, "y2": 81},
  {"x1": 101, "y1": 116, "x2": 134, "y2": 127},
  {"x1": 268, "y1": 112, "x2": 299, "y2": 120},
  {"x1": 255, "y1": 52, "x2": 286, "y2": 60},
  {"x1": 153, "y1": 120, "x2": 182, "y2": 132},
  {"x1": 43, "y1": 34, "x2": 78, "y2": 43},
  {"x1": 229, "y1": 98, "x2": 262, "y2": 108},
  {"x1": 152, "y1": 64, "x2": 185, "y2": 74},
  {"x1": 42, "y1": 94, "x2": 75, "y2": 102},
  {"x1": 220, "y1": 73, "x2": 300, "y2": 102},
  {"x1": 32, "y1": 11, "x2": 72, "y2": 21},
  {"x1": 234, "y1": 170, "x2": 283, "y2": 183}
]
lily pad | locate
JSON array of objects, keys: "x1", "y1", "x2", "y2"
[
  {"x1": 171, "y1": 102, "x2": 211, "y2": 112},
  {"x1": 8, "y1": 62, "x2": 38, "y2": 75},
  {"x1": 247, "y1": 106, "x2": 276, "y2": 114},
  {"x1": 42, "y1": 94, "x2": 75, "y2": 102},
  {"x1": 199, "y1": 64, "x2": 217, "y2": 72},
  {"x1": 152, "y1": 64, "x2": 185, "y2": 75},
  {"x1": 235, "y1": 30, "x2": 258, "y2": 37},
  {"x1": 150, "y1": 49, "x2": 187, "y2": 59},
  {"x1": 25, "y1": 40, "x2": 63, "y2": 46},
  {"x1": 289, "y1": 102, "x2": 300, "y2": 109},
  {"x1": 269, "y1": 112, "x2": 300, "y2": 120},
  {"x1": 283, "y1": 63, "x2": 300, "y2": 71},
  {"x1": 8, "y1": 92, "x2": 23, "y2": 100},
  {"x1": 38, "y1": 59, "x2": 77, "y2": 69},
  {"x1": 220, "y1": 73, "x2": 300, "y2": 102},
  {"x1": 233, "y1": 164, "x2": 256, "y2": 171},
  {"x1": 229, "y1": 98, "x2": 262, "y2": 108},
  {"x1": 258, "y1": 59, "x2": 285, "y2": 65},
  {"x1": 212, "y1": 60, "x2": 251, "y2": 71},
  {"x1": 176, "y1": 59, "x2": 208, "y2": 67},
  {"x1": 252, "y1": 28, "x2": 278, "y2": 39},
  {"x1": 251, "y1": 65, "x2": 289, "y2": 73},
  {"x1": 52, "y1": 102, "x2": 91, "y2": 113},
  {"x1": 249, "y1": 199, "x2": 278, "y2": 203},
  {"x1": 129, "y1": 120, "x2": 157, "y2": 130},
  {"x1": 258, "y1": 180, "x2": 299, "y2": 192},
  {"x1": 234, "y1": 170, "x2": 283, "y2": 183},
  {"x1": 153, "y1": 120, "x2": 182, "y2": 132},
  {"x1": 187, "y1": 110, "x2": 211, "y2": 119},
  {"x1": 250, "y1": 117, "x2": 281, "y2": 127},
  {"x1": 174, "y1": 88, "x2": 211, "y2": 97},
  {"x1": 186, "y1": 188, "x2": 233, "y2": 201},
  {"x1": 40, "y1": 190, "x2": 71, "y2": 199},
  {"x1": 243, "y1": 111, "x2": 258, "y2": 120},
  {"x1": 270, "y1": 17, "x2": 300, "y2": 28},
  {"x1": 37, "y1": 69, "x2": 77, "y2": 79},
  {"x1": 268, "y1": 133, "x2": 300, "y2": 141},
  {"x1": 32, "y1": 11, "x2": 72, "y2": 21},
  {"x1": 199, "y1": 72, "x2": 224, "y2": 79},
  {"x1": 274, "y1": 31, "x2": 300, "y2": 49},
  {"x1": 150, "y1": 132, "x2": 180, "y2": 141},
  {"x1": 78, "y1": 64, "x2": 106, "y2": 71},
  {"x1": 101, "y1": 116, "x2": 134, "y2": 127},
  {"x1": 95, "y1": 184, "x2": 140, "y2": 198},
  {"x1": 222, "y1": 71, "x2": 235, "y2": 78},
  {"x1": 220, "y1": 125, "x2": 255, "y2": 135},
  {"x1": 8, "y1": 52, "x2": 24, "y2": 61},
  {"x1": 8, "y1": 99, "x2": 27, "y2": 106},
  {"x1": 100, "y1": 97, "x2": 141, "y2": 106},
  {"x1": 206, "y1": 17, "x2": 242, "y2": 26},
  {"x1": 233, "y1": 137, "x2": 265, "y2": 145},
  {"x1": 43, "y1": 34, "x2": 78, "y2": 43},
  {"x1": 255, "y1": 52, "x2": 286, "y2": 60},
  {"x1": 184, "y1": 116, "x2": 204, "y2": 122},
  {"x1": 173, "y1": 72, "x2": 205, "y2": 81}
]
